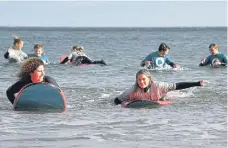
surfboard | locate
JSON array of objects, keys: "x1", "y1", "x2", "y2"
[
  {"x1": 60, "y1": 55, "x2": 72, "y2": 64},
  {"x1": 13, "y1": 82, "x2": 67, "y2": 111},
  {"x1": 60, "y1": 55, "x2": 96, "y2": 66},
  {"x1": 121, "y1": 100, "x2": 172, "y2": 109}
]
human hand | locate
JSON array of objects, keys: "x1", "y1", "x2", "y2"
[
  {"x1": 173, "y1": 64, "x2": 180, "y2": 69},
  {"x1": 200, "y1": 80, "x2": 209, "y2": 86},
  {"x1": 201, "y1": 58, "x2": 206, "y2": 63},
  {"x1": 145, "y1": 61, "x2": 151, "y2": 65}
]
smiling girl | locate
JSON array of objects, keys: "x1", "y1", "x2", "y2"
[{"x1": 113, "y1": 69, "x2": 208, "y2": 105}]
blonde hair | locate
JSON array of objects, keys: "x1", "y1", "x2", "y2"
[
  {"x1": 72, "y1": 46, "x2": 84, "y2": 52},
  {"x1": 209, "y1": 43, "x2": 219, "y2": 50},
  {"x1": 78, "y1": 46, "x2": 84, "y2": 52}
]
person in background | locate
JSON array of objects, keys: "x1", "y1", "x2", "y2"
[
  {"x1": 113, "y1": 69, "x2": 208, "y2": 105},
  {"x1": 60, "y1": 46, "x2": 107, "y2": 65},
  {"x1": 199, "y1": 43, "x2": 227, "y2": 67},
  {"x1": 140, "y1": 43, "x2": 180, "y2": 69},
  {"x1": 28, "y1": 44, "x2": 50, "y2": 64},
  {"x1": 4, "y1": 36, "x2": 28, "y2": 63},
  {"x1": 6, "y1": 58, "x2": 58, "y2": 104}
]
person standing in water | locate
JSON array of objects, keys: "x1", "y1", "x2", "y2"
[
  {"x1": 60, "y1": 46, "x2": 107, "y2": 65},
  {"x1": 6, "y1": 58, "x2": 58, "y2": 104},
  {"x1": 4, "y1": 36, "x2": 28, "y2": 63},
  {"x1": 140, "y1": 43, "x2": 180, "y2": 69},
  {"x1": 28, "y1": 44, "x2": 50, "y2": 64},
  {"x1": 199, "y1": 43, "x2": 227, "y2": 67},
  {"x1": 113, "y1": 69, "x2": 208, "y2": 105}
]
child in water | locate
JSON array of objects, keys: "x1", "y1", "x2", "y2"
[
  {"x1": 60, "y1": 46, "x2": 107, "y2": 65},
  {"x1": 140, "y1": 43, "x2": 180, "y2": 69},
  {"x1": 199, "y1": 43, "x2": 227, "y2": 67},
  {"x1": 28, "y1": 44, "x2": 50, "y2": 64},
  {"x1": 4, "y1": 36, "x2": 28, "y2": 63}
]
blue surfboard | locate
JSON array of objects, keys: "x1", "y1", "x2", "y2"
[{"x1": 13, "y1": 82, "x2": 67, "y2": 111}]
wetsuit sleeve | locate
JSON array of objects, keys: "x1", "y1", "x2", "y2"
[
  {"x1": 6, "y1": 81, "x2": 27, "y2": 104},
  {"x1": 140, "y1": 53, "x2": 152, "y2": 66},
  {"x1": 44, "y1": 76, "x2": 59, "y2": 87},
  {"x1": 165, "y1": 57, "x2": 175, "y2": 67},
  {"x1": 4, "y1": 51, "x2": 9, "y2": 59},
  {"x1": 113, "y1": 87, "x2": 134, "y2": 105},
  {"x1": 222, "y1": 54, "x2": 227, "y2": 65},
  {"x1": 175, "y1": 81, "x2": 201, "y2": 90},
  {"x1": 21, "y1": 51, "x2": 28, "y2": 59},
  {"x1": 154, "y1": 81, "x2": 176, "y2": 95},
  {"x1": 60, "y1": 57, "x2": 69, "y2": 64},
  {"x1": 199, "y1": 56, "x2": 210, "y2": 66},
  {"x1": 44, "y1": 56, "x2": 50, "y2": 64}
]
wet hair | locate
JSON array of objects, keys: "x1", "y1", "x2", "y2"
[
  {"x1": 78, "y1": 46, "x2": 84, "y2": 52},
  {"x1": 13, "y1": 36, "x2": 22, "y2": 46},
  {"x1": 34, "y1": 44, "x2": 44, "y2": 55},
  {"x1": 209, "y1": 43, "x2": 219, "y2": 50},
  {"x1": 72, "y1": 46, "x2": 84, "y2": 52},
  {"x1": 34, "y1": 44, "x2": 43, "y2": 49},
  {"x1": 18, "y1": 57, "x2": 44, "y2": 81},
  {"x1": 72, "y1": 46, "x2": 78, "y2": 51},
  {"x1": 134, "y1": 69, "x2": 152, "y2": 89},
  {"x1": 128, "y1": 69, "x2": 152, "y2": 101},
  {"x1": 158, "y1": 43, "x2": 170, "y2": 52}
]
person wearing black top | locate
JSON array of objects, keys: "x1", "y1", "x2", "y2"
[{"x1": 6, "y1": 57, "x2": 58, "y2": 104}]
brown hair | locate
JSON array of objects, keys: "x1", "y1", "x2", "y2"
[
  {"x1": 72, "y1": 45, "x2": 84, "y2": 52},
  {"x1": 34, "y1": 44, "x2": 43, "y2": 49},
  {"x1": 18, "y1": 57, "x2": 44, "y2": 81},
  {"x1": 13, "y1": 36, "x2": 22, "y2": 45},
  {"x1": 209, "y1": 43, "x2": 219, "y2": 50}
]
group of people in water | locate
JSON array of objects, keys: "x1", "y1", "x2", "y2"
[{"x1": 4, "y1": 36, "x2": 227, "y2": 107}]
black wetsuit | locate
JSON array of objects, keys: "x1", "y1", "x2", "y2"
[
  {"x1": 6, "y1": 76, "x2": 58, "y2": 104},
  {"x1": 60, "y1": 56, "x2": 107, "y2": 65}
]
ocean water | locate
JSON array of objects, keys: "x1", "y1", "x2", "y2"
[{"x1": 0, "y1": 27, "x2": 227, "y2": 148}]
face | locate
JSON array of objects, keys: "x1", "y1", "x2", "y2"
[
  {"x1": 159, "y1": 49, "x2": 169, "y2": 57},
  {"x1": 17, "y1": 41, "x2": 24, "y2": 50},
  {"x1": 209, "y1": 47, "x2": 218, "y2": 55},
  {"x1": 137, "y1": 74, "x2": 151, "y2": 89},
  {"x1": 30, "y1": 65, "x2": 45, "y2": 83},
  {"x1": 15, "y1": 41, "x2": 24, "y2": 50},
  {"x1": 35, "y1": 48, "x2": 43, "y2": 56}
]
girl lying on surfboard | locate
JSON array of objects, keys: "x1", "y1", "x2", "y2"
[
  {"x1": 113, "y1": 69, "x2": 208, "y2": 105},
  {"x1": 60, "y1": 46, "x2": 107, "y2": 65}
]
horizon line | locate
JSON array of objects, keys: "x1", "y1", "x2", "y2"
[{"x1": 0, "y1": 26, "x2": 227, "y2": 28}]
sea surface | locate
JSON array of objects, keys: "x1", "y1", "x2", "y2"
[{"x1": 0, "y1": 27, "x2": 227, "y2": 148}]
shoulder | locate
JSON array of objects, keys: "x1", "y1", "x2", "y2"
[
  {"x1": 218, "y1": 52, "x2": 227, "y2": 57},
  {"x1": 44, "y1": 76, "x2": 55, "y2": 82}
]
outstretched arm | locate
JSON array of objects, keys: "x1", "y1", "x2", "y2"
[
  {"x1": 175, "y1": 80, "x2": 207, "y2": 90},
  {"x1": 140, "y1": 53, "x2": 152, "y2": 67}
]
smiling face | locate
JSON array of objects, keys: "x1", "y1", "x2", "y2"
[
  {"x1": 30, "y1": 65, "x2": 45, "y2": 83},
  {"x1": 137, "y1": 74, "x2": 151, "y2": 89},
  {"x1": 159, "y1": 49, "x2": 169, "y2": 57},
  {"x1": 35, "y1": 48, "x2": 43, "y2": 57},
  {"x1": 209, "y1": 47, "x2": 219, "y2": 55}
]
